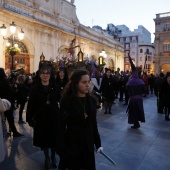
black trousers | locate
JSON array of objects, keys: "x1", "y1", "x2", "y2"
[
  {"x1": 18, "y1": 101, "x2": 26, "y2": 120},
  {"x1": 4, "y1": 109, "x2": 17, "y2": 133}
]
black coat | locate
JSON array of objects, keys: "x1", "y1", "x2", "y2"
[
  {"x1": 100, "y1": 75, "x2": 115, "y2": 102},
  {"x1": 0, "y1": 78, "x2": 11, "y2": 101},
  {"x1": 26, "y1": 83, "x2": 60, "y2": 148},
  {"x1": 57, "y1": 95, "x2": 101, "y2": 170},
  {"x1": 162, "y1": 81, "x2": 170, "y2": 108},
  {"x1": 16, "y1": 83, "x2": 30, "y2": 104}
]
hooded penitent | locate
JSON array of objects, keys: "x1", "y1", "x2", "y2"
[
  {"x1": 128, "y1": 53, "x2": 139, "y2": 78},
  {"x1": 127, "y1": 54, "x2": 144, "y2": 89},
  {"x1": 126, "y1": 54, "x2": 145, "y2": 124}
]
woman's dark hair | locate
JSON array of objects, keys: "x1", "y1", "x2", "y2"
[
  {"x1": 0, "y1": 68, "x2": 7, "y2": 79},
  {"x1": 61, "y1": 69, "x2": 89, "y2": 99},
  {"x1": 165, "y1": 72, "x2": 170, "y2": 79},
  {"x1": 39, "y1": 65, "x2": 51, "y2": 75}
]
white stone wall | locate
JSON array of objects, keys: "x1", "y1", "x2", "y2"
[{"x1": 0, "y1": 0, "x2": 124, "y2": 73}]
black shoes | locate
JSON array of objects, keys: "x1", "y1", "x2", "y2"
[
  {"x1": 51, "y1": 156, "x2": 57, "y2": 168},
  {"x1": 13, "y1": 132, "x2": 24, "y2": 138},
  {"x1": 45, "y1": 157, "x2": 50, "y2": 169},
  {"x1": 131, "y1": 122, "x2": 140, "y2": 129},
  {"x1": 45, "y1": 156, "x2": 57, "y2": 169},
  {"x1": 165, "y1": 116, "x2": 170, "y2": 121},
  {"x1": 97, "y1": 105, "x2": 101, "y2": 109}
]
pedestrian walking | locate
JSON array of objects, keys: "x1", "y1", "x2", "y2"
[
  {"x1": 0, "y1": 98, "x2": 11, "y2": 162},
  {"x1": 126, "y1": 55, "x2": 145, "y2": 129},
  {"x1": 57, "y1": 69, "x2": 103, "y2": 170},
  {"x1": 100, "y1": 69, "x2": 115, "y2": 114},
  {"x1": 162, "y1": 72, "x2": 170, "y2": 121},
  {"x1": 26, "y1": 65, "x2": 60, "y2": 169},
  {"x1": 0, "y1": 68, "x2": 24, "y2": 138}
]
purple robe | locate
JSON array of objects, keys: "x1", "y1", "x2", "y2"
[{"x1": 126, "y1": 73, "x2": 145, "y2": 124}]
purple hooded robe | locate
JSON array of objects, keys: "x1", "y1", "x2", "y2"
[{"x1": 126, "y1": 70, "x2": 145, "y2": 124}]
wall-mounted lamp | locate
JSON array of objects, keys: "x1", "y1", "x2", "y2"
[{"x1": 77, "y1": 48, "x2": 83, "y2": 62}]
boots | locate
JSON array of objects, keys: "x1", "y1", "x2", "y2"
[
  {"x1": 164, "y1": 108, "x2": 170, "y2": 121},
  {"x1": 165, "y1": 113, "x2": 170, "y2": 121},
  {"x1": 44, "y1": 148, "x2": 50, "y2": 169},
  {"x1": 51, "y1": 148, "x2": 57, "y2": 168},
  {"x1": 51, "y1": 155, "x2": 57, "y2": 168},
  {"x1": 131, "y1": 122, "x2": 140, "y2": 129},
  {"x1": 109, "y1": 105, "x2": 112, "y2": 114},
  {"x1": 44, "y1": 156, "x2": 50, "y2": 169}
]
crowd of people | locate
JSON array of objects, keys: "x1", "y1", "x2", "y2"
[{"x1": 0, "y1": 59, "x2": 170, "y2": 169}]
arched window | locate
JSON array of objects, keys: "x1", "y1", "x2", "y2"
[
  {"x1": 140, "y1": 49, "x2": 143, "y2": 53},
  {"x1": 14, "y1": 40, "x2": 28, "y2": 53}
]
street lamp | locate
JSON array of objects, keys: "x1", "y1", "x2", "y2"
[{"x1": 0, "y1": 21, "x2": 24, "y2": 71}]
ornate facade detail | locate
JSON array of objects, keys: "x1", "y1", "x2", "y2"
[{"x1": 0, "y1": 0, "x2": 124, "y2": 73}]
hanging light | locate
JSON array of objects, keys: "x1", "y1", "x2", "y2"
[
  {"x1": 40, "y1": 52, "x2": 45, "y2": 61},
  {"x1": 10, "y1": 21, "x2": 16, "y2": 34},
  {"x1": 0, "y1": 24, "x2": 7, "y2": 36},
  {"x1": 77, "y1": 48, "x2": 83, "y2": 62},
  {"x1": 18, "y1": 29, "x2": 24, "y2": 40}
]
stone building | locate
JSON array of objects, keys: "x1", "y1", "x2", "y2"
[
  {"x1": 117, "y1": 25, "x2": 152, "y2": 71},
  {"x1": 154, "y1": 12, "x2": 170, "y2": 74},
  {"x1": 138, "y1": 44, "x2": 155, "y2": 74},
  {"x1": 0, "y1": 0, "x2": 124, "y2": 74}
]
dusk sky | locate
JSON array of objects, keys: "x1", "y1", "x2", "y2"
[{"x1": 75, "y1": 0, "x2": 170, "y2": 42}]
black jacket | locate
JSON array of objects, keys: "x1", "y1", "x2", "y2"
[
  {"x1": 57, "y1": 95, "x2": 101, "y2": 169},
  {"x1": 26, "y1": 82, "x2": 60, "y2": 148}
]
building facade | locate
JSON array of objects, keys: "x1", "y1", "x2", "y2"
[
  {"x1": 117, "y1": 25, "x2": 152, "y2": 71},
  {"x1": 0, "y1": 0, "x2": 124, "y2": 74},
  {"x1": 138, "y1": 44, "x2": 155, "y2": 74},
  {"x1": 154, "y1": 12, "x2": 170, "y2": 74}
]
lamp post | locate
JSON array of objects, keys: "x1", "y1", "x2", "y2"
[{"x1": 0, "y1": 21, "x2": 24, "y2": 71}]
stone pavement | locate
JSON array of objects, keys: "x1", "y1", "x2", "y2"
[{"x1": 1, "y1": 94, "x2": 170, "y2": 170}]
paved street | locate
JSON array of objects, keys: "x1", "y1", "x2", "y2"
[{"x1": 1, "y1": 94, "x2": 170, "y2": 170}]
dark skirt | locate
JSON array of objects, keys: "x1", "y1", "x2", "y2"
[{"x1": 59, "y1": 143, "x2": 96, "y2": 170}]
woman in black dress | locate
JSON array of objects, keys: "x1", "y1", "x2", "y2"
[
  {"x1": 26, "y1": 66, "x2": 60, "y2": 169},
  {"x1": 57, "y1": 69, "x2": 103, "y2": 170}
]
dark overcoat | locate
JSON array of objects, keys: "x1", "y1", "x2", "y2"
[
  {"x1": 26, "y1": 83, "x2": 60, "y2": 148},
  {"x1": 162, "y1": 80, "x2": 170, "y2": 110},
  {"x1": 126, "y1": 77, "x2": 145, "y2": 124},
  {"x1": 100, "y1": 75, "x2": 115, "y2": 102},
  {"x1": 57, "y1": 95, "x2": 101, "y2": 170}
]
